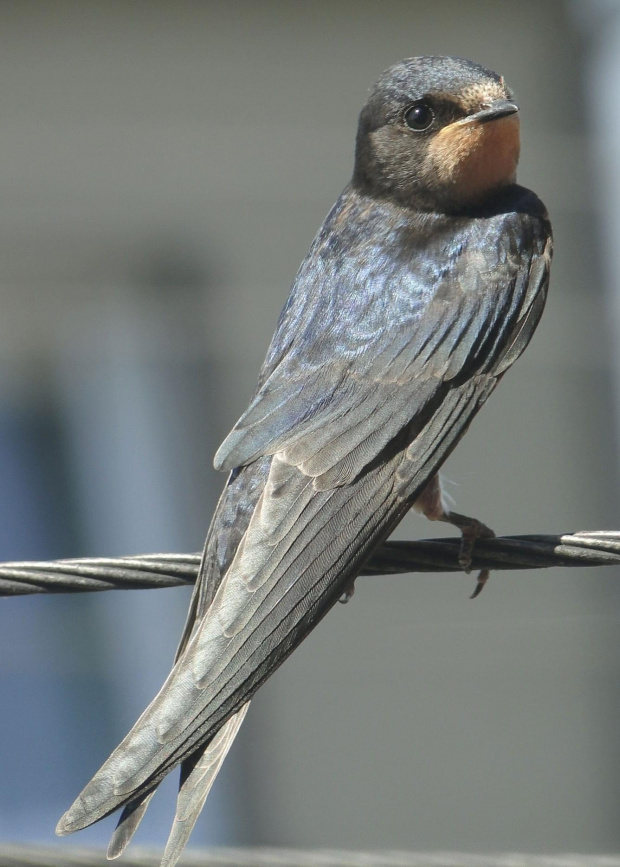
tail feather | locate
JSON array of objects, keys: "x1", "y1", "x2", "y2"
[
  {"x1": 107, "y1": 789, "x2": 156, "y2": 860},
  {"x1": 56, "y1": 448, "x2": 413, "y2": 855},
  {"x1": 161, "y1": 705, "x2": 249, "y2": 867},
  {"x1": 105, "y1": 705, "x2": 249, "y2": 864}
]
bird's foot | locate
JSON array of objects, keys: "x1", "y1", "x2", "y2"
[
  {"x1": 444, "y1": 511, "x2": 495, "y2": 598},
  {"x1": 413, "y1": 476, "x2": 495, "y2": 598},
  {"x1": 339, "y1": 582, "x2": 355, "y2": 604},
  {"x1": 450, "y1": 513, "x2": 496, "y2": 571},
  {"x1": 469, "y1": 567, "x2": 490, "y2": 600}
]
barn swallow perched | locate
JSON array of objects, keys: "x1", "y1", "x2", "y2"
[{"x1": 57, "y1": 56, "x2": 552, "y2": 864}]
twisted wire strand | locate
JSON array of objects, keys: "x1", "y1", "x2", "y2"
[
  {"x1": 1, "y1": 847, "x2": 620, "y2": 867},
  {"x1": 1, "y1": 531, "x2": 619, "y2": 597}
]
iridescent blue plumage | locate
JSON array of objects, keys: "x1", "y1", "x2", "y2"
[{"x1": 215, "y1": 184, "x2": 549, "y2": 489}]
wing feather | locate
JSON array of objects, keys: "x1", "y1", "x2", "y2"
[
  {"x1": 215, "y1": 198, "x2": 547, "y2": 487},
  {"x1": 95, "y1": 460, "x2": 273, "y2": 850}
]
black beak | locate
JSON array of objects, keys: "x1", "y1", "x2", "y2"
[{"x1": 467, "y1": 98, "x2": 519, "y2": 124}]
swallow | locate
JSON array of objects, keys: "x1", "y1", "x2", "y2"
[{"x1": 56, "y1": 56, "x2": 552, "y2": 865}]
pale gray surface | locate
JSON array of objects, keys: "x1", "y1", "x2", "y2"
[
  {"x1": 2, "y1": 848, "x2": 620, "y2": 867},
  {"x1": 0, "y1": 0, "x2": 617, "y2": 855}
]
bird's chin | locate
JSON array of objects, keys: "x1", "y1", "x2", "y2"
[{"x1": 424, "y1": 113, "x2": 521, "y2": 210}]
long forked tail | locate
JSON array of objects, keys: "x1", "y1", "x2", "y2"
[
  {"x1": 105, "y1": 704, "x2": 250, "y2": 864},
  {"x1": 58, "y1": 704, "x2": 249, "y2": 866},
  {"x1": 57, "y1": 445, "x2": 421, "y2": 860}
]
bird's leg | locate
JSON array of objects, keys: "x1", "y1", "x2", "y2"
[{"x1": 414, "y1": 474, "x2": 495, "y2": 598}]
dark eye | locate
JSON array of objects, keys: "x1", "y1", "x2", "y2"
[{"x1": 404, "y1": 102, "x2": 434, "y2": 131}]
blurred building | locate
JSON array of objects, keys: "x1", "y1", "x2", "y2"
[{"x1": 0, "y1": 0, "x2": 618, "y2": 855}]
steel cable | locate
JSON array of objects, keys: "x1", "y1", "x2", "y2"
[{"x1": 1, "y1": 531, "x2": 619, "y2": 597}]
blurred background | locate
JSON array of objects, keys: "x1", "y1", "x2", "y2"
[{"x1": 0, "y1": 0, "x2": 619, "y2": 856}]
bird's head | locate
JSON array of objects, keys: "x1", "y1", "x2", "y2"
[{"x1": 353, "y1": 56, "x2": 520, "y2": 213}]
